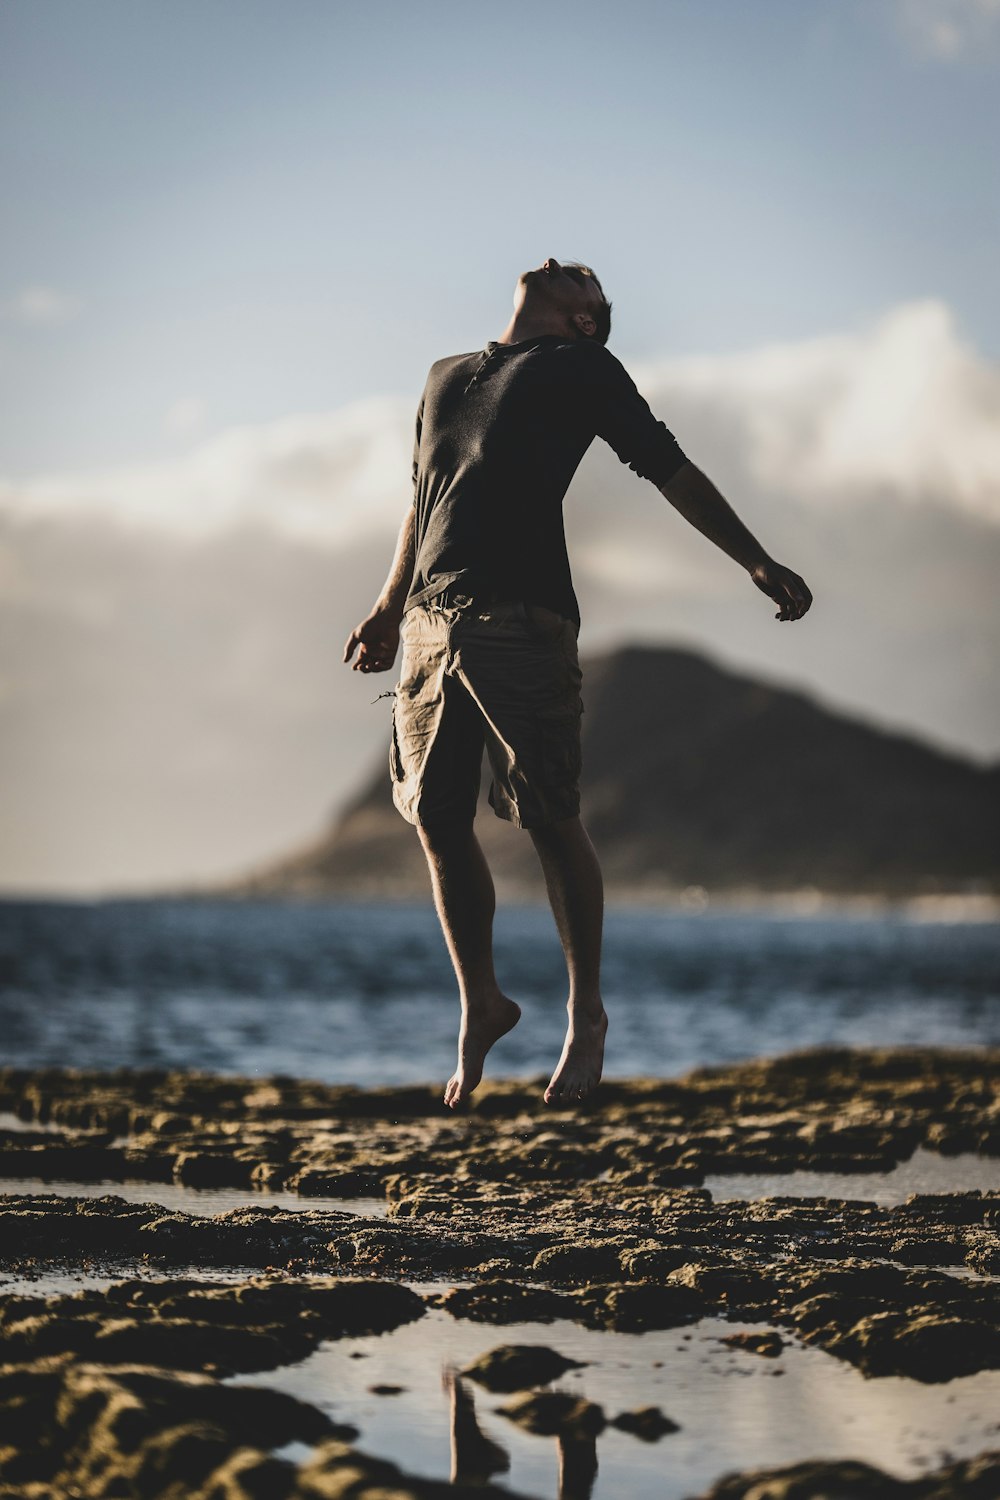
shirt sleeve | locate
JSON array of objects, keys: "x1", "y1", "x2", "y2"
[{"x1": 588, "y1": 347, "x2": 687, "y2": 487}]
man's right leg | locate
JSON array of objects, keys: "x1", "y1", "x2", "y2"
[
  {"x1": 391, "y1": 605, "x2": 518, "y2": 1107},
  {"x1": 417, "y1": 818, "x2": 521, "y2": 1108}
]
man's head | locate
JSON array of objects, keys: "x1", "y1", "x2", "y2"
[{"x1": 515, "y1": 258, "x2": 612, "y2": 345}]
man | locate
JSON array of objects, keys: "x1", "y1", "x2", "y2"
[{"x1": 344, "y1": 258, "x2": 811, "y2": 1110}]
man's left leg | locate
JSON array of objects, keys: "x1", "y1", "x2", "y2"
[{"x1": 529, "y1": 814, "x2": 608, "y2": 1104}]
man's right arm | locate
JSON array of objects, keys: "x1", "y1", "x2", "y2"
[
  {"x1": 344, "y1": 390, "x2": 424, "y2": 673},
  {"x1": 342, "y1": 504, "x2": 416, "y2": 673}
]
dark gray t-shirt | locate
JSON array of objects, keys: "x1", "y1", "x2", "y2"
[{"x1": 406, "y1": 333, "x2": 687, "y2": 625}]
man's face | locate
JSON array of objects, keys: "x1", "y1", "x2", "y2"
[{"x1": 515, "y1": 257, "x2": 606, "y2": 333}]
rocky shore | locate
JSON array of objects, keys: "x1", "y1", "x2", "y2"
[{"x1": 2, "y1": 1047, "x2": 998, "y2": 1498}]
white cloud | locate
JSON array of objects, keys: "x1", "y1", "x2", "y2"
[
  {"x1": 2, "y1": 284, "x2": 83, "y2": 326},
  {"x1": 635, "y1": 301, "x2": 1000, "y2": 523},
  {"x1": 2, "y1": 299, "x2": 998, "y2": 543},
  {"x1": 896, "y1": 0, "x2": 1000, "y2": 57},
  {"x1": 163, "y1": 397, "x2": 209, "y2": 438},
  {"x1": 0, "y1": 394, "x2": 414, "y2": 545}
]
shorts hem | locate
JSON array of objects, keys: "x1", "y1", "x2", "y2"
[
  {"x1": 393, "y1": 791, "x2": 478, "y2": 828},
  {"x1": 490, "y1": 796, "x2": 581, "y2": 830}
]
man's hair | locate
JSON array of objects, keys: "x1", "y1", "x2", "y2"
[{"x1": 566, "y1": 261, "x2": 612, "y2": 346}]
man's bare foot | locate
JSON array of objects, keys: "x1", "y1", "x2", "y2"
[
  {"x1": 544, "y1": 1006, "x2": 608, "y2": 1105},
  {"x1": 444, "y1": 993, "x2": 521, "y2": 1108}
]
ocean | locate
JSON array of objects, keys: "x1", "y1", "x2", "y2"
[{"x1": 1, "y1": 897, "x2": 997, "y2": 1081}]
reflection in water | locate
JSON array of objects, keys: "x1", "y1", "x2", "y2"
[
  {"x1": 234, "y1": 1308, "x2": 1000, "y2": 1500},
  {"x1": 444, "y1": 1366, "x2": 510, "y2": 1485},
  {"x1": 558, "y1": 1433, "x2": 599, "y2": 1500},
  {"x1": 444, "y1": 1366, "x2": 598, "y2": 1500}
]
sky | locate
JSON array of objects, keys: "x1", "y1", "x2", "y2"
[{"x1": 1, "y1": 0, "x2": 998, "y2": 893}]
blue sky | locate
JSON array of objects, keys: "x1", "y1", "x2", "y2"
[{"x1": 2, "y1": 0, "x2": 998, "y2": 473}]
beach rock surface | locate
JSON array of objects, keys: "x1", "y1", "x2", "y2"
[
  {"x1": 1, "y1": 1049, "x2": 999, "y2": 1494},
  {"x1": 0, "y1": 1277, "x2": 424, "y2": 1376}
]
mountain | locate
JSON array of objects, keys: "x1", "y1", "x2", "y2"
[{"x1": 233, "y1": 646, "x2": 1000, "y2": 901}]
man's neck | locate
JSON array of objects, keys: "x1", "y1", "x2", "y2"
[{"x1": 495, "y1": 311, "x2": 575, "y2": 345}]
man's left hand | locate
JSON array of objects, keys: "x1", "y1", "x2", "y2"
[{"x1": 751, "y1": 559, "x2": 812, "y2": 622}]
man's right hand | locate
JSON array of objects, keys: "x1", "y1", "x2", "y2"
[{"x1": 343, "y1": 608, "x2": 402, "y2": 673}]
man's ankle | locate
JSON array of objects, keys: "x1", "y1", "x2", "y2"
[
  {"x1": 460, "y1": 985, "x2": 507, "y2": 1012},
  {"x1": 568, "y1": 996, "x2": 606, "y2": 1024}
]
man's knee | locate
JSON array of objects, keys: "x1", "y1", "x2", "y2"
[
  {"x1": 529, "y1": 813, "x2": 584, "y2": 847},
  {"x1": 416, "y1": 816, "x2": 476, "y2": 854}
]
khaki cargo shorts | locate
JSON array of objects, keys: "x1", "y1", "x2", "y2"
[{"x1": 390, "y1": 600, "x2": 583, "y2": 828}]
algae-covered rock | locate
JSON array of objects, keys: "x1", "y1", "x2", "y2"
[
  {"x1": 721, "y1": 1331, "x2": 785, "y2": 1358},
  {"x1": 831, "y1": 1310, "x2": 1000, "y2": 1382},
  {"x1": 575, "y1": 1281, "x2": 704, "y2": 1332},
  {"x1": 692, "y1": 1456, "x2": 910, "y2": 1498},
  {"x1": 440, "y1": 1279, "x2": 575, "y2": 1324},
  {"x1": 612, "y1": 1406, "x2": 681, "y2": 1441}
]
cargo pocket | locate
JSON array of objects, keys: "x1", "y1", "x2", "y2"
[{"x1": 540, "y1": 707, "x2": 583, "y2": 787}]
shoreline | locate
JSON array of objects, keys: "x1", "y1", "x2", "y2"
[{"x1": 3, "y1": 887, "x2": 999, "y2": 923}]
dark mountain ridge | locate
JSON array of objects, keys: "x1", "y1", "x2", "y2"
[{"x1": 236, "y1": 645, "x2": 999, "y2": 900}]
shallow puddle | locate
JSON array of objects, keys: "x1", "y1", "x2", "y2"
[
  {"x1": 0, "y1": 1177, "x2": 388, "y2": 1219},
  {"x1": 0, "y1": 1112, "x2": 64, "y2": 1134},
  {"x1": 704, "y1": 1148, "x2": 1000, "y2": 1207},
  {"x1": 0, "y1": 1264, "x2": 267, "y2": 1297},
  {"x1": 237, "y1": 1307, "x2": 1000, "y2": 1500}
]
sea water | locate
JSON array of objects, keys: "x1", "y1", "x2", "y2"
[{"x1": 0, "y1": 898, "x2": 997, "y2": 1080}]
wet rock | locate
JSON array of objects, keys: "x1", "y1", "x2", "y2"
[
  {"x1": 612, "y1": 1405, "x2": 681, "y2": 1440},
  {"x1": 721, "y1": 1331, "x2": 785, "y2": 1358},
  {"x1": 899, "y1": 1190, "x2": 998, "y2": 1225},
  {"x1": 689, "y1": 1451, "x2": 1000, "y2": 1498},
  {"x1": 965, "y1": 1236, "x2": 1000, "y2": 1275},
  {"x1": 829, "y1": 1310, "x2": 1000, "y2": 1382},
  {"x1": 574, "y1": 1281, "x2": 704, "y2": 1332},
  {"x1": 668, "y1": 1261, "x2": 777, "y2": 1313},
  {"x1": 0, "y1": 1141, "x2": 131, "y2": 1181},
  {"x1": 531, "y1": 1242, "x2": 625, "y2": 1281},
  {"x1": 174, "y1": 1151, "x2": 256, "y2": 1189},
  {"x1": 499, "y1": 1390, "x2": 605, "y2": 1437},
  {"x1": 93, "y1": 1315, "x2": 302, "y2": 1374},
  {"x1": 0, "y1": 1276, "x2": 426, "y2": 1377},
  {"x1": 296, "y1": 1436, "x2": 524, "y2": 1498},
  {"x1": 619, "y1": 1243, "x2": 692, "y2": 1279},
  {"x1": 0, "y1": 1358, "x2": 341, "y2": 1499},
  {"x1": 121, "y1": 1146, "x2": 176, "y2": 1181},
  {"x1": 462, "y1": 1343, "x2": 585, "y2": 1392},
  {"x1": 196, "y1": 1448, "x2": 299, "y2": 1500},
  {"x1": 288, "y1": 1167, "x2": 382, "y2": 1197},
  {"x1": 440, "y1": 1279, "x2": 576, "y2": 1324}
]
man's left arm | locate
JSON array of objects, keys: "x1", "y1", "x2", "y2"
[
  {"x1": 659, "y1": 460, "x2": 812, "y2": 622},
  {"x1": 589, "y1": 347, "x2": 811, "y2": 622}
]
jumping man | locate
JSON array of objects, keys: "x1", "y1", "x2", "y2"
[{"x1": 344, "y1": 258, "x2": 812, "y2": 1108}]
